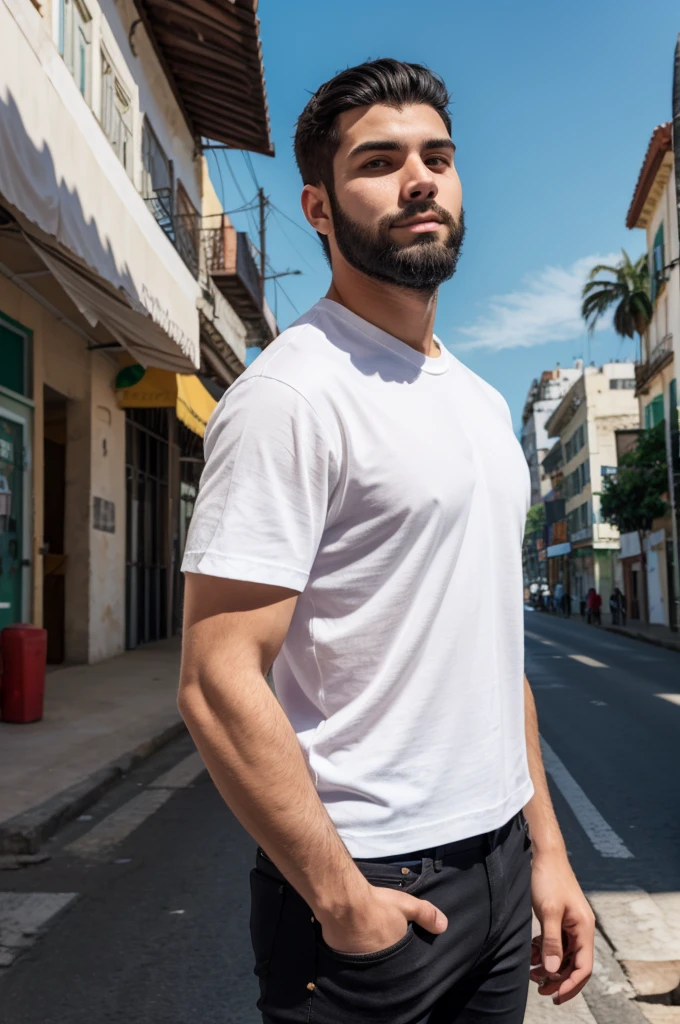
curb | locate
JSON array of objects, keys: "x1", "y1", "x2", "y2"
[
  {"x1": 0, "y1": 719, "x2": 187, "y2": 855},
  {"x1": 584, "y1": 922, "x2": 650, "y2": 1024},
  {"x1": 603, "y1": 625, "x2": 680, "y2": 654}
]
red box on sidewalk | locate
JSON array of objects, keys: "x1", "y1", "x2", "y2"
[{"x1": 0, "y1": 624, "x2": 47, "y2": 723}]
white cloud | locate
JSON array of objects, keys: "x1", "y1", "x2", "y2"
[{"x1": 450, "y1": 252, "x2": 621, "y2": 352}]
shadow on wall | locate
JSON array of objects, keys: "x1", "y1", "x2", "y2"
[{"x1": 0, "y1": 89, "x2": 141, "y2": 305}]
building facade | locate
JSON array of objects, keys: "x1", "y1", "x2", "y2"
[
  {"x1": 0, "y1": 0, "x2": 273, "y2": 662},
  {"x1": 625, "y1": 121, "x2": 680, "y2": 627},
  {"x1": 521, "y1": 362, "x2": 583, "y2": 506},
  {"x1": 545, "y1": 363, "x2": 638, "y2": 611}
]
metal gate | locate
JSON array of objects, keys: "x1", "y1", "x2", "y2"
[{"x1": 125, "y1": 409, "x2": 169, "y2": 648}]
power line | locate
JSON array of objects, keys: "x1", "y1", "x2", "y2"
[
  {"x1": 241, "y1": 151, "x2": 260, "y2": 191},
  {"x1": 268, "y1": 201, "x2": 318, "y2": 243},
  {"x1": 270, "y1": 209, "x2": 317, "y2": 272},
  {"x1": 274, "y1": 276, "x2": 300, "y2": 316},
  {"x1": 221, "y1": 152, "x2": 248, "y2": 205}
]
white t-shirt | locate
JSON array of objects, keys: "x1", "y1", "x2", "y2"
[{"x1": 182, "y1": 298, "x2": 533, "y2": 857}]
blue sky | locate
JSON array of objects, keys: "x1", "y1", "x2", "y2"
[{"x1": 208, "y1": 0, "x2": 679, "y2": 428}]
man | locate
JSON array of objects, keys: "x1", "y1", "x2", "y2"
[{"x1": 179, "y1": 59, "x2": 594, "y2": 1024}]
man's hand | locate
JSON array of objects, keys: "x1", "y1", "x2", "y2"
[
  {"x1": 318, "y1": 884, "x2": 448, "y2": 955},
  {"x1": 530, "y1": 850, "x2": 595, "y2": 1005}
]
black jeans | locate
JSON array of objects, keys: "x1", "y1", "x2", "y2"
[{"x1": 250, "y1": 812, "x2": 533, "y2": 1024}]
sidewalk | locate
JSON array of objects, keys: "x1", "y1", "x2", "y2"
[
  {"x1": 604, "y1": 618, "x2": 680, "y2": 654},
  {"x1": 0, "y1": 637, "x2": 184, "y2": 855},
  {"x1": 529, "y1": 607, "x2": 680, "y2": 654}
]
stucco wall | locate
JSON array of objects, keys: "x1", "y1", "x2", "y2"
[
  {"x1": 0, "y1": 272, "x2": 125, "y2": 662},
  {"x1": 88, "y1": 354, "x2": 126, "y2": 662}
]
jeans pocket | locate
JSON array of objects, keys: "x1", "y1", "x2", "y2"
[
  {"x1": 313, "y1": 923, "x2": 424, "y2": 1024},
  {"x1": 249, "y1": 868, "x2": 286, "y2": 981},
  {"x1": 319, "y1": 923, "x2": 415, "y2": 964}
]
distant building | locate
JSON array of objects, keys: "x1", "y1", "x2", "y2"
[
  {"x1": 521, "y1": 361, "x2": 583, "y2": 506},
  {"x1": 625, "y1": 121, "x2": 679, "y2": 627},
  {"x1": 545, "y1": 363, "x2": 638, "y2": 610}
]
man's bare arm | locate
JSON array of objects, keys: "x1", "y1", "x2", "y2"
[
  {"x1": 178, "y1": 573, "x2": 446, "y2": 953},
  {"x1": 523, "y1": 677, "x2": 595, "y2": 1005}
]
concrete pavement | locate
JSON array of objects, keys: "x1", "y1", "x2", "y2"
[{"x1": 0, "y1": 637, "x2": 185, "y2": 853}]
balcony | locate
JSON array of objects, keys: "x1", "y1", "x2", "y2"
[
  {"x1": 202, "y1": 216, "x2": 274, "y2": 344},
  {"x1": 144, "y1": 189, "x2": 200, "y2": 280},
  {"x1": 635, "y1": 332, "x2": 674, "y2": 393}
]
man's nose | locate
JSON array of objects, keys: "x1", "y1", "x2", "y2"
[{"x1": 402, "y1": 158, "x2": 438, "y2": 203}]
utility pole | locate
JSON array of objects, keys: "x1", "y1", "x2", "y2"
[
  {"x1": 258, "y1": 187, "x2": 266, "y2": 304},
  {"x1": 669, "y1": 34, "x2": 680, "y2": 629}
]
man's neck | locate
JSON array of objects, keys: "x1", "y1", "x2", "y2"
[{"x1": 326, "y1": 264, "x2": 440, "y2": 358}]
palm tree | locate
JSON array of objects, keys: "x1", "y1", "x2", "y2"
[{"x1": 581, "y1": 250, "x2": 652, "y2": 362}]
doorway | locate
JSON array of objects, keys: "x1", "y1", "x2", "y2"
[{"x1": 43, "y1": 386, "x2": 67, "y2": 662}]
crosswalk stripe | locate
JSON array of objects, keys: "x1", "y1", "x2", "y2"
[
  {"x1": 66, "y1": 789, "x2": 174, "y2": 858},
  {"x1": 540, "y1": 738, "x2": 634, "y2": 859}
]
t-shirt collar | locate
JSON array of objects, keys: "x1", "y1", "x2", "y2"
[{"x1": 316, "y1": 298, "x2": 450, "y2": 376}]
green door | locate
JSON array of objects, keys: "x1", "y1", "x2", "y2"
[{"x1": 0, "y1": 415, "x2": 24, "y2": 628}]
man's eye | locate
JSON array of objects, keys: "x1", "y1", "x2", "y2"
[
  {"x1": 364, "y1": 159, "x2": 389, "y2": 169},
  {"x1": 426, "y1": 156, "x2": 449, "y2": 166}
]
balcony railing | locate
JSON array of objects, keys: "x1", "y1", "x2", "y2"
[
  {"x1": 201, "y1": 215, "x2": 273, "y2": 343},
  {"x1": 635, "y1": 332, "x2": 674, "y2": 392},
  {"x1": 143, "y1": 188, "x2": 200, "y2": 279}
]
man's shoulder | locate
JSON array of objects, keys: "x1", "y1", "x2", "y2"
[{"x1": 240, "y1": 302, "x2": 337, "y2": 392}]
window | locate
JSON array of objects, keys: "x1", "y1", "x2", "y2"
[
  {"x1": 644, "y1": 394, "x2": 665, "y2": 429},
  {"x1": 601, "y1": 465, "x2": 617, "y2": 479},
  {"x1": 564, "y1": 423, "x2": 587, "y2": 462},
  {"x1": 609, "y1": 378, "x2": 635, "y2": 390},
  {"x1": 58, "y1": 0, "x2": 91, "y2": 99},
  {"x1": 567, "y1": 500, "x2": 591, "y2": 537},
  {"x1": 670, "y1": 379, "x2": 678, "y2": 434},
  {"x1": 141, "y1": 119, "x2": 174, "y2": 238},
  {"x1": 101, "y1": 52, "x2": 133, "y2": 175},
  {"x1": 650, "y1": 222, "x2": 665, "y2": 304}
]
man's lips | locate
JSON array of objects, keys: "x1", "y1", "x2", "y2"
[{"x1": 391, "y1": 216, "x2": 443, "y2": 233}]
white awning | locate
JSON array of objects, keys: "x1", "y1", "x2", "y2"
[{"x1": 0, "y1": 0, "x2": 200, "y2": 371}]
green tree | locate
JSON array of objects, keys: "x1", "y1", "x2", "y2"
[
  {"x1": 525, "y1": 503, "x2": 545, "y2": 536},
  {"x1": 599, "y1": 422, "x2": 668, "y2": 622},
  {"x1": 581, "y1": 250, "x2": 652, "y2": 362}
]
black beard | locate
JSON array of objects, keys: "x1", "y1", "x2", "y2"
[{"x1": 327, "y1": 192, "x2": 465, "y2": 292}]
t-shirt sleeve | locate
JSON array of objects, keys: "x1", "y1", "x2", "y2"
[{"x1": 181, "y1": 375, "x2": 337, "y2": 592}]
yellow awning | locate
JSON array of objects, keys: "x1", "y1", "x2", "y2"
[{"x1": 115, "y1": 364, "x2": 217, "y2": 438}]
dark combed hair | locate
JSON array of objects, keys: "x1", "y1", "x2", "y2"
[{"x1": 294, "y1": 59, "x2": 451, "y2": 191}]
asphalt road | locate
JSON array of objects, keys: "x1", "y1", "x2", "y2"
[
  {"x1": 524, "y1": 611, "x2": 680, "y2": 895},
  {"x1": 1, "y1": 617, "x2": 678, "y2": 1023}
]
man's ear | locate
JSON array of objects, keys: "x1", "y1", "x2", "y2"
[{"x1": 301, "y1": 183, "x2": 332, "y2": 240}]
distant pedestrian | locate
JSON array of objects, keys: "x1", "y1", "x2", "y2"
[
  {"x1": 586, "y1": 588, "x2": 602, "y2": 626},
  {"x1": 611, "y1": 587, "x2": 626, "y2": 627},
  {"x1": 562, "y1": 590, "x2": 571, "y2": 618},
  {"x1": 554, "y1": 582, "x2": 564, "y2": 615}
]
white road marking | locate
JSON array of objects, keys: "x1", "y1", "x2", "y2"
[
  {"x1": 149, "y1": 752, "x2": 205, "y2": 789},
  {"x1": 590, "y1": 700, "x2": 608, "y2": 707},
  {"x1": 0, "y1": 892, "x2": 77, "y2": 967},
  {"x1": 657, "y1": 693, "x2": 680, "y2": 707},
  {"x1": 66, "y1": 789, "x2": 175, "y2": 858},
  {"x1": 569, "y1": 654, "x2": 608, "y2": 668},
  {"x1": 525, "y1": 631, "x2": 557, "y2": 646},
  {"x1": 540, "y1": 738, "x2": 634, "y2": 859}
]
